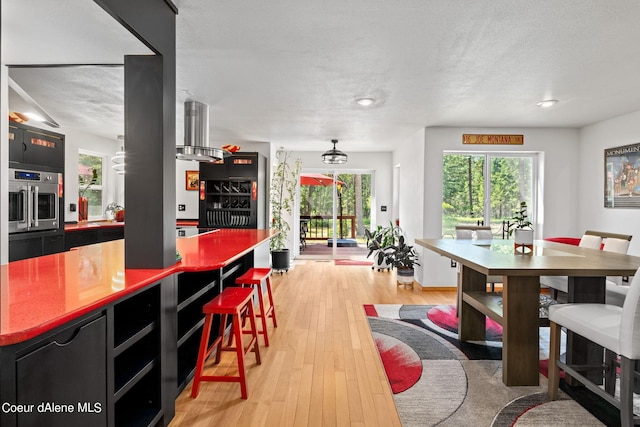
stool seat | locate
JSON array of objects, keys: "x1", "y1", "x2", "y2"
[
  {"x1": 235, "y1": 267, "x2": 272, "y2": 285},
  {"x1": 191, "y1": 286, "x2": 261, "y2": 400},
  {"x1": 235, "y1": 267, "x2": 277, "y2": 347},
  {"x1": 203, "y1": 287, "x2": 254, "y2": 314}
]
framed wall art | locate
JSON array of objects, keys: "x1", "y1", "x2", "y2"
[
  {"x1": 185, "y1": 170, "x2": 200, "y2": 191},
  {"x1": 604, "y1": 142, "x2": 640, "y2": 208}
]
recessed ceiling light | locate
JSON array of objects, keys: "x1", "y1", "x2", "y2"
[
  {"x1": 537, "y1": 99, "x2": 558, "y2": 108},
  {"x1": 356, "y1": 98, "x2": 375, "y2": 107}
]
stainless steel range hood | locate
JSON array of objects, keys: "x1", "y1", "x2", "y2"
[{"x1": 176, "y1": 100, "x2": 224, "y2": 162}]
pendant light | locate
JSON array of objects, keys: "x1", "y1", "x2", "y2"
[
  {"x1": 322, "y1": 139, "x2": 348, "y2": 164},
  {"x1": 112, "y1": 135, "x2": 125, "y2": 175}
]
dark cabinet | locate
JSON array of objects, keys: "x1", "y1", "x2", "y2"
[
  {"x1": 199, "y1": 153, "x2": 266, "y2": 229},
  {"x1": 6, "y1": 314, "x2": 108, "y2": 427},
  {"x1": 65, "y1": 227, "x2": 124, "y2": 250},
  {"x1": 9, "y1": 122, "x2": 65, "y2": 170}
]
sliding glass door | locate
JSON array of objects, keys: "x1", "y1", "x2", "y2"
[
  {"x1": 298, "y1": 171, "x2": 372, "y2": 259},
  {"x1": 442, "y1": 153, "x2": 537, "y2": 238}
]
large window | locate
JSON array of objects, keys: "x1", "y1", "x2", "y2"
[
  {"x1": 78, "y1": 152, "x2": 105, "y2": 220},
  {"x1": 442, "y1": 152, "x2": 537, "y2": 238}
]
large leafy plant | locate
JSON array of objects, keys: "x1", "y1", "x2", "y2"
[
  {"x1": 365, "y1": 222, "x2": 401, "y2": 259},
  {"x1": 378, "y1": 235, "x2": 421, "y2": 270},
  {"x1": 270, "y1": 150, "x2": 302, "y2": 251}
]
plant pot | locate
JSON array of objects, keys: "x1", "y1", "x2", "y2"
[
  {"x1": 514, "y1": 229, "x2": 534, "y2": 254},
  {"x1": 114, "y1": 210, "x2": 125, "y2": 222},
  {"x1": 374, "y1": 249, "x2": 393, "y2": 271},
  {"x1": 396, "y1": 267, "x2": 414, "y2": 288},
  {"x1": 271, "y1": 249, "x2": 290, "y2": 272}
]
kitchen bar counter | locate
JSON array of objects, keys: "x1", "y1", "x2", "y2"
[{"x1": 0, "y1": 228, "x2": 276, "y2": 346}]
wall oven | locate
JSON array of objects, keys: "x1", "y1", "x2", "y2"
[{"x1": 9, "y1": 168, "x2": 61, "y2": 234}]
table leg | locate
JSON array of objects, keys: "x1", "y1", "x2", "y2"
[
  {"x1": 458, "y1": 266, "x2": 487, "y2": 342},
  {"x1": 502, "y1": 275, "x2": 540, "y2": 386},
  {"x1": 566, "y1": 276, "x2": 605, "y2": 385}
]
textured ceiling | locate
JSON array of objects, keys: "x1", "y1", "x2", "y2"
[{"x1": 5, "y1": 0, "x2": 640, "y2": 152}]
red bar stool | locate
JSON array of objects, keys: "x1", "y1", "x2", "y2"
[
  {"x1": 235, "y1": 267, "x2": 277, "y2": 347},
  {"x1": 191, "y1": 286, "x2": 261, "y2": 399}
]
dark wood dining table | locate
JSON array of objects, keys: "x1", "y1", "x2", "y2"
[{"x1": 416, "y1": 238, "x2": 640, "y2": 386}]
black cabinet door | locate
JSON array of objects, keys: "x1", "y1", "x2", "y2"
[
  {"x1": 22, "y1": 128, "x2": 64, "y2": 170},
  {"x1": 16, "y1": 316, "x2": 107, "y2": 427},
  {"x1": 8, "y1": 237, "x2": 42, "y2": 262},
  {"x1": 43, "y1": 234, "x2": 65, "y2": 255}
]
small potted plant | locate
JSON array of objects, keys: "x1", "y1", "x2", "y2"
[
  {"x1": 508, "y1": 201, "x2": 533, "y2": 253},
  {"x1": 378, "y1": 234, "x2": 421, "y2": 287},
  {"x1": 269, "y1": 150, "x2": 302, "y2": 272},
  {"x1": 365, "y1": 222, "x2": 400, "y2": 271}
]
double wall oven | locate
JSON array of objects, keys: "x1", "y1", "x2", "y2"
[{"x1": 9, "y1": 168, "x2": 61, "y2": 234}]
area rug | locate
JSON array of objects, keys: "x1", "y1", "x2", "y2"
[
  {"x1": 364, "y1": 304, "x2": 624, "y2": 426},
  {"x1": 334, "y1": 259, "x2": 373, "y2": 266}
]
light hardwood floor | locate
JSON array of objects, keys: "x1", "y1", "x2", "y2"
[{"x1": 170, "y1": 260, "x2": 456, "y2": 427}]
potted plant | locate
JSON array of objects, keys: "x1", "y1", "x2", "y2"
[
  {"x1": 508, "y1": 201, "x2": 533, "y2": 253},
  {"x1": 378, "y1": 234, "x2": 421, "y2": 287},
  {"x1": 270, "y1": 150, "x2": 302, "y2": 272},
  {"x1": 105, "y1": 202, "x2": 124, "y2": 222},
  {"x1": 365, "y1": 222, "x2": 400, "y2": 271}
]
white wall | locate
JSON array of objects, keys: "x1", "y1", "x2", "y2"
[
  {"x1": 578, "y1": 110, "x2": 640, "y2": 256},
  {"x1": 175, "y1": 159, "x2": 200, "y2": 219},
  {"x1": 392, "y1": 128, "x2": 425, "y2": 285},
  {"x1": 416, "y1": 126, "x2": 580, "y2": 287}
]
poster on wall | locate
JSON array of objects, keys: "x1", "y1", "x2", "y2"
[{"x1": 604, "y1": 142, "x2": 640, "y2": 208}]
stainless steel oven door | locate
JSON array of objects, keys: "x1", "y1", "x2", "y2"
[
  {"x1": 8, "y1": 185, "x2": 29, "y2": 233},
  {"x1": 9, "y1": 169, "x2": 59, "y2": 233}
]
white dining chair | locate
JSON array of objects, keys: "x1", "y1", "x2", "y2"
[
  {"x1": 548, "y1": 267, "x2": 640, "y2": 426},
  {"x1": 454, "y1": 226, "x2": 501, "y2": 294},
  {"x1": 604, "y1": 238, "x2": 634, "y2": 307},
  {"x1": 540, "y1": 233, "x2": 604, "y2": 296}
]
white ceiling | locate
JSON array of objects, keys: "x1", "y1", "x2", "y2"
[{"x1": 5, "y1": 0, "x2": 640, "y2": 152}]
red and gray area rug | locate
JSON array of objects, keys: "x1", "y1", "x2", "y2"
[{"x1": 365, "y1": 304, "x2": 625, "y2": 427}]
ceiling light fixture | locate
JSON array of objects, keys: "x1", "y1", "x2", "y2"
[
  {"x1": 537, "y1": 99, "x2": 558, "y2": 108},
  {"x1": 322, "y1": 139, "x2": 348, "y2": 164},
  {"x1": 356, "y1": 98, "x2": 375, "y2": 107},
  {"x1": 112, "y1": 135, "x2": 125, "y2": 175}
]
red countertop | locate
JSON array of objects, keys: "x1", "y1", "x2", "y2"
[
  {"x1": 0, "y1": 228, "x2": 276, "y2": 346},
  {"x1": 64, "y1": 219, "x2": 199, "y2": 232}
]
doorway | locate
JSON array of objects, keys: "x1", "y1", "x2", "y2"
[{"x1": 298, "y1": 171, "x2": 372, "y2": 259}]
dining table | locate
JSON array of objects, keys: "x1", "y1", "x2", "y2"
[{"x1": 416, "y1": 238, "x2": 640, "y2": 386}]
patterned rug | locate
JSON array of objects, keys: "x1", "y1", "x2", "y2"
[{"x1": 364, "y1": 304, "x2": 622, "y2": 426}]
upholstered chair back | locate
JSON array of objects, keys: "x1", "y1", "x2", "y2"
[
  {"x1": 603, "y1": 238, "x2": 631, "y2": 254},
  {"x1": 578, "y1": 234, "x2": 602, "y2": 250},
  {"x1": 455, "y1": 229, "x2": 473, "y2": 240},
  {"x1": 619, "y1": 268, "x2": 640, "y2": 359},
  {"x1": 475, "y1": 229, "x2": 493, "y2": 240}
]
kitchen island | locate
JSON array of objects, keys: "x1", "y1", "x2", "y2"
[{"x1": 0, "y1": 228, "x2": 276, "y2": 427}]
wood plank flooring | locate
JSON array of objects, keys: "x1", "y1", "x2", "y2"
[{"x1": 170, "y1": 260, "x2": 456, "y2": 427}]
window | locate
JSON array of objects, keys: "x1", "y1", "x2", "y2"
[
  {"x1": 78, "y1": 152, "x2": 105, "y2": 220},
  {"x1": 442, "y1": 152, "x2": 537, "y2": 238}
]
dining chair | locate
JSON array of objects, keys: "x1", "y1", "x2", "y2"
[
  {"x1": 454, "y1": 226, "x2": 501, "y2": 295},
  {"x1": 548, "y1": 267, "x2": 640, "y2": 426},
  {"x1": 540, "y1": 233, "x2": 605, "y2": 298},
  {"x1": 604, "y1": 237, "x2": 634, "y2": 307}
]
